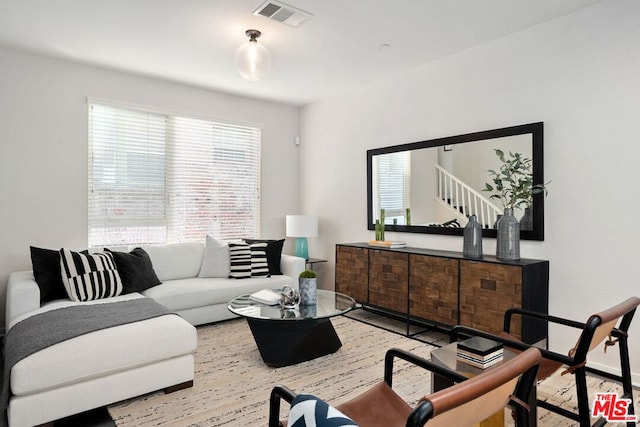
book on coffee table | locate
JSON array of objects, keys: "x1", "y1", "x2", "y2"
[{"x1": 249, "y1": 289, "x2": 281, "y2": 305}]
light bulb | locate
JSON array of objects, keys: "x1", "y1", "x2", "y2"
[{"x1": 235, "y1": 31, "x2": 271, "y2": 81}]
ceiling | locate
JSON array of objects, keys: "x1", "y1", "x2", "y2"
[{"x1": 0, "y1": 0, "x2": 602, "y2": 106}]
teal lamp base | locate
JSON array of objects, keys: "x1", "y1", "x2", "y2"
[{"x1": 294, "y1": 237, "x2": 309, "y2": 260}]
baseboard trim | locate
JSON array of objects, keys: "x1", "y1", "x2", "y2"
[{"x1": 588, "y1": 361, "x2": 640, "y2": 388}]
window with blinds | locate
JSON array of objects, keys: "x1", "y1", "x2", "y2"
[
  {"x1": 373, "y1": 151, "x2": 411, "y2": 224},
  {"x1": 88, "y1": 102, "x2": 261, "y2": 247}
]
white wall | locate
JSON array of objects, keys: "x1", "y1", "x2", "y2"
[
  {"x1": 410, "y1": 148, "x2": 437, "y2": 225},
  {"x1": 0, "y1": 47, "x2": 300, "y2": 327},
  {"x1": 300, "y1": 0, "x2": 640, "y2": 380}
]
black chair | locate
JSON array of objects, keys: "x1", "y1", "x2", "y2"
[
  {"x1": 269, "y1": 347, "x2": 541, "y2": 427},
  {"x1": 451, "y1": 296, "x2": 640, "y2": 427}
]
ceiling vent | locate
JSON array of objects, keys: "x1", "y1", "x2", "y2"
[{"x1": 253, "y1": 1, "x2": 313, "y2": 27}]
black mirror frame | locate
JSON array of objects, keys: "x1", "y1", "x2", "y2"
[{"x1": 367, "y1": 122, "x2": 544, "y2": 241}]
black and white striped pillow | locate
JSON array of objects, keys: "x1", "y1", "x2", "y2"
[
  {"x1": 228, "y1": 242, "x2": 271, "y2": 279},
  {"x1": 249, "y1": 242, "x2": 270, "y2": 278},
  {"x1": 59, "y1": 248, "x2": 123, "y2": 301},
  {"x1": 229, "y1": 242, "x2": 252, "y2": 279}
]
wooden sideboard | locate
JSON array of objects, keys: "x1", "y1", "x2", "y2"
[{"x1": 335, "y1": 243, "x2": 549, "y2": 344}]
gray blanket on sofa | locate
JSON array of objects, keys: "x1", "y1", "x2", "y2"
[{"x1": 0, "y1": 298, "x2": 174, "y2": 414}]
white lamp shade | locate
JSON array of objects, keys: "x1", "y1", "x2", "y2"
[
  {"x1": 286, "y1": 215, "x2": 318, "y2": 238},
  {"x1": 235, "y1": 40, "x2": 271, "y2": 81}
]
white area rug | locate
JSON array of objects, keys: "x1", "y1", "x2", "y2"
[
  {"x1": 109, "y1": 316, "x2": 435, "y2": 426},
  {"x1": 109, "y1": 315, "x2": 639, "y2": 426}
]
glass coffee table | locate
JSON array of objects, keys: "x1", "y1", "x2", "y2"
[{"x1": 228, "y1": 289, "x2": 356, "y2": 367}]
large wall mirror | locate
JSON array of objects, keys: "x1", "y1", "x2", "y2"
[{"x1": 367, "y1": 122, "x2": 545, "y2": 241}]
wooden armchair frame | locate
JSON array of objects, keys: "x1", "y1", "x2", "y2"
[
  {"x1": 269, "y1": 347, "x2": 541, "y2": 427},
  {"x1": 450, "y1": 296, "x2": 639, "y2": 427}
]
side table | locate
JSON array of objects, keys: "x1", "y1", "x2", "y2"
[
  {"x1": 305, "y1": 257, "x2": 327, "y2": 271},
  {"x1": 430, "y1": 342, "x2": 537, "y2": 427}
]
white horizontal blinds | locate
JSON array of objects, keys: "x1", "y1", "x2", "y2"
[
  {"x1": 88, "y1": 102, "x2": 261, "y2": 247},
  {"x1": 375, "y1": 151, "x2": 410, "y2": 219},
  {"x1": 166, "y1": 117, "x2": 261, "y2": 242},
  {"x1": 89, "y1": 104, "x2": 168, "y2": 246},
  {"x1": 209, "y1": 122, "x2": 261, "y2": 239}
]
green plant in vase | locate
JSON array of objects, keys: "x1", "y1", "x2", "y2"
[
  {"x1": 299, "y1": 270, "x2": 317, "y2": 279},
  {"x1": 483, "y1": 149, "x2": 548, "y2": 260},
  {"x1": 298, "y1": 269, "x2": 317, "y2": 305},
  {"x1": 483, "y1": 149, "x2": 547, "y2": 210}
]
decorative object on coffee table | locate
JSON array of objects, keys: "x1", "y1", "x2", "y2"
[
  {"x1": 462, "y1": 214, "x2": 483, "y2": 258},
  {"x1": 299, "y1": 304, "x2": 317, "y2": 318},
  {"x1": 279, "y1": 286, "x2": 300, "y2": 308},
  {"x1": 298, "y1": 270, "x2": 317, "y2": 305}
]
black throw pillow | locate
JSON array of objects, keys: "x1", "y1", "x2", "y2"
[
  {"x1": 30, "y1": 246, "x2": 69, "y2": 303},
  {"x1": 244, "y1": 239, "x2": 285, "y2": 275},
  {"x1": 105, "y1": 247, "x2": 162, "y2": 293}
]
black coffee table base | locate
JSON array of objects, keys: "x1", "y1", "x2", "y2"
[{"x1": 246, "y1": 317, "x2": 342, "y2": 367}]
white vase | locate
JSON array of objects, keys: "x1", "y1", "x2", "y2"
[{"x1": 299, "y1": 278, "x2": 317, "y2": 305}]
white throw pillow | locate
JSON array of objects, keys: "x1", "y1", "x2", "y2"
[
  {"x1": 199, "y1": 236, "x2": 230, "y2": 278},
  {"x1": 141, "y1": 242, "x2": 205, "y2": 281}
]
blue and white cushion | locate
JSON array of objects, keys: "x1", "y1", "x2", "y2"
[{"x1": 288, "y1": 394, "x2": 358, "y2": 427}]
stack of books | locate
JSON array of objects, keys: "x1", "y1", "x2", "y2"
[
  {"x1": 368, "y1": 240, "x2": 407, "y2": 248},
  {"x1": 456, "y1": 337, "x2": 504, "y2": 369}
]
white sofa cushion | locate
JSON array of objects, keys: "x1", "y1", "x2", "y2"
[
  {"x1": 198, "y1": 236, "x2": 230, "y2": 278},
  {"x1": 142, "y1": 276, "x2": 292, "y2": 312},
  {"x1": 10, "y1": 298, "x2": 197, "y2": 396},
  {"x1": 141, "y1": 242, "x2": 204, "y2": 281}
]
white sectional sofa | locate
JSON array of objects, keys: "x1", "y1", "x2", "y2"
[
  {"x1": 139, "y1": 241, "x2": 305, "y2": 325},
  {"x1": 4, "y1": 241, "x2": 305, "y2": 427}
]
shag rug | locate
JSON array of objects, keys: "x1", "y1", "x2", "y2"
[{"x1": 108, "y1": 315, "x2": 639, "y2": 426}]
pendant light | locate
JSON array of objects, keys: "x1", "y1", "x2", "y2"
[{"x1": 235, "y1": 29, "x2": 271, "y2": 81}]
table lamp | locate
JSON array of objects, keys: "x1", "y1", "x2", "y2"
[{"x1": 286, "y1": 215, "x2": 318, "y2": 260}]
